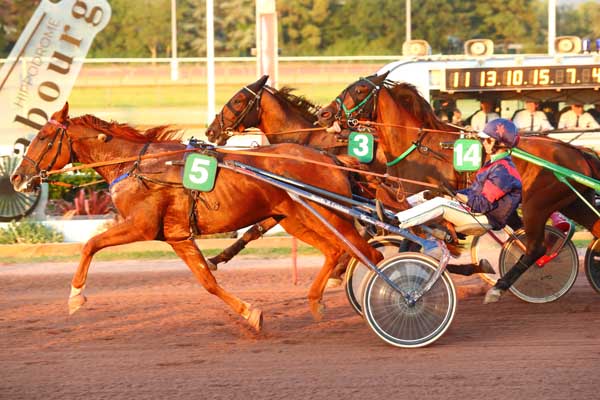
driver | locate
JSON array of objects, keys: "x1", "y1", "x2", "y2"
[{"x1": 395, "y1": 119, "x2": 523, "y2": 276}]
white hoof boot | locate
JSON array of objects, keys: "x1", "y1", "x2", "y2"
[
  {"x1": 325, "y1": 277, "x2": 343, "y2": 288},
  {"x1": 484, "y1": 287, "x2": 505, "y2": 304},
  {"x1": 248, "y1": 308, "x2": 263, "y2": 332},
  {"x1": 68, "y1": 285, "x2": 87, "y2": 315}
]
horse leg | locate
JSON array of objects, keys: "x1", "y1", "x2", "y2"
[
  {"x1": 279, "y1": 219, "x2": 342, "y2": 320},
  {"x1": 326, "y1": 253, "x2": 352, "y2": 288},
  {"x1": 168, "y1": 238, "x2": 262, "y2": 331},
  {"x1": 560, "y1": 194, "x2": 600, "y2": 238},
  {"x1": 208, "y1": 217, "x2": 280, "y2": 266},
  {"x1": 281, "y1": 214, "x2": 382, "y2": 320},
  {"x1": 484, "y1": 209, "x2": 547, "y2": 303},
  {"x1": 69, "y1": 217, "x2": 161, "y2": 314}
]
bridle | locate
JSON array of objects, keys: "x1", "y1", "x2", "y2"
[
  {"x1": 334, "y1": 77, "x2": 380, "y2": 128},
  {"x1": 21, "y1": 119, "x2": 75, "y2": 181},
  {"x1": 217, "y1": 85, "x2": 265, "y2": 141}
]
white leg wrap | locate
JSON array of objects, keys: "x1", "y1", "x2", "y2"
[{"x1": 69, "y1": 285, "x2": 85, "y2": 298}]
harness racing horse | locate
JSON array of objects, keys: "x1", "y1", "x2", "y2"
[
  {"x1": 317, "y1": 72, "x2": 600, "y2": 294},
  {"x1": 205, "y1": 75, "x2": 396, "y2": 284},
  {"x1": 10, "y1": 103, "x2": 383, "y2": 330}
]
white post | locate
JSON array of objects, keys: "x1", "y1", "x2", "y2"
[
  {"x1": 256, "y1": 0, "x2": 278, "y2": 88},
  {"x1": 170, "y1": 0, "x2": 178, "y2": 80},
  {"x1": 206, "y1": 0, "x2": 216, "y2": 126},
  {"x1": 406, "y1": 0, "x2": 411, "y2": 42},
  {"x1": 548, "y1": 0, "x2": 556, "y2": 55}
]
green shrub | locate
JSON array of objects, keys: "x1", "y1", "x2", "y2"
[
  {"x1": 0, "y1": 220, "x2": 64, "y2": 244},
  {"x1": 48, "y1": 168, "x2": 108, "y2": 201}
]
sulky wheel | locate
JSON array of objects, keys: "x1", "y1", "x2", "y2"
[
  {"x1": 362, "y1": 253, "x2": 457, "y2": 348},
  {"x1": 345, "y1": 236, "x2": 407, "y2": 315},
  {"x1": 499, "y1": 226, "x2": 578, "y2": 303},
  {"x1": 0, "y1": 155, "x2": 40, "y2": 222},
  {"x1": 584, "y1": 238, "x2": 600, "y2": 294}
]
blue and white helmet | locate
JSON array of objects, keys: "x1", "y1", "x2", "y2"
[{"x1": 478, "y1": 118, "x2": 520, "y2": 148}]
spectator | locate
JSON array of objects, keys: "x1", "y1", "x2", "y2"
[
  {"x1": 469, "y1": 99, "x2": 499, "y2": 131},
  {"x1": 512, "y1": 101, "x2": 554, "y2": 132},
  {"x1": 451, "y1": 108, "x2": 464, "y2": 126},
  {"x1": 587, "y1": 103, "x2": 600, "y2": 124},
  {"x1": 558, "y1": 101, "x2": 600, "y2": 129}
]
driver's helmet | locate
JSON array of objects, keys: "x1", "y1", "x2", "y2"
[{"x1": 478, "y1": 118, "x2": 520, "y2": 148}]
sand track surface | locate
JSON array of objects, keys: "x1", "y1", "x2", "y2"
[{"x1": 2, "y1": 256, "x2": 599, "y2": 400}]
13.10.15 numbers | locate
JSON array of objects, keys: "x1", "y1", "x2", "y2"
[{"x1": 443, "y1": 64, "x2": 600, "y2": 91}]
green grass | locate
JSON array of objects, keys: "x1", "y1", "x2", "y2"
[{"x1": 0, "y1": 246, "x2": 321, "y2": 264}]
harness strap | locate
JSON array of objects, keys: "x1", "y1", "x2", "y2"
[
  {"x1": 188, "y1": 190, "x2": 201, "y2": 237},
  {"x1": 109, "y1": 142, "x2": 150, "y2": 188}
]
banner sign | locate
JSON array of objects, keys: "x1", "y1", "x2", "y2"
[{"x1": 0, "y1": 0, "x2": 111, "y2": 154}]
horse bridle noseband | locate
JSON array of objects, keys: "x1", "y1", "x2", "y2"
[
  {"x1": 334, "y1": 77, "x2": 380, "y2": 128},
  {"x1": 217, "y1": 85, "x2": 265, "y2": 140},
  {"x1": 21, "y1": 119, "x2": 75, "y2": 181}
]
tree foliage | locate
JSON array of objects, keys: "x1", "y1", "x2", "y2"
[{"x1": 0, "y1": 0, "x2": 597, "y2": 58}]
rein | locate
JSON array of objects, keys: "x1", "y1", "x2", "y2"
[{"x1": 40, "y1": 144, "x2": 439, "y2": 191}]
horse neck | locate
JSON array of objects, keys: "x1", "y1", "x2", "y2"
[
  {"x1": 69, "y1": 126, "x2": 157, "y2": 184},
  {"x1": 375, "y1": 88, "x2": 459, "y2": 187},
  {"x1": 259, "y1": 93, "x2": 315, "y2": 144},
  {"x1": 375, "y1": 89, "x2": 421, "y2": 161}
]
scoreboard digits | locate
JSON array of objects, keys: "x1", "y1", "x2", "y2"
[{"x1": 444, "y1": 65, "x2": 600, "y2": 91}]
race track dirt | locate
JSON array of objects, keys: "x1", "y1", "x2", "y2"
[{"x1": 2, "y1": 256, "x2": 599, "y2": 400}]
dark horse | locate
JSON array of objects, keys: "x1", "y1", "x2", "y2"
[
  {"x1": 205, "y1": 75, "x2": 396, "y2": 283},
  {"x1": 11, "y1": 103, "x2": 382, "y2": 330},
  {"x1": 317, "y1": 72, "x2": 600, "y2": 294}
]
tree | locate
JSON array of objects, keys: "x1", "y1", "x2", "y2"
[
  {"x1": 219, "y1": 0, "x2": 254, "y2": 56},
  {"x1": 0, "y1": 0, "x2": 41, "y2": 56},
  {"x1": 279, "y1": 0, "x2": 338, "y2": 55},
  {"x1": 90, "y1": 0, "x2": 172, "y2": 58},
  {"x1": 558, "y1": 1, "x2": 600, "y2": 40}
]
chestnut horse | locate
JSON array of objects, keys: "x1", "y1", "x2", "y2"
[
  {"x1": 205, "y1": 75, "x2": 395, "y2": 281},
  {"x1": 11, "y1": 103, "x2": 382, "y2": 331},
  {"x1": 317, "y1": 72, "x2": 600, "y2": 292}
]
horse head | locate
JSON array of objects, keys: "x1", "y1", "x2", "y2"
[
  {"x1": 11, "y1": 103, "x2": 75, "y2": 193},
  {"x1": 206, "y1": 75, "x2": 269, "y2": 145},
  {"x1": 317, "y1": 71, "x2": 389, "y2": 130}
]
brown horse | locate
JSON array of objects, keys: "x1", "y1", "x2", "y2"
[
  {"x1": 317, "y1": 72, "x2": 600, "y2": 293},
  {"x1": 205, "y1": 76, "x2": 396, "y2": 281},
  {"x1": 10, "y1": 103, "x2": 382, "y2": 330}
]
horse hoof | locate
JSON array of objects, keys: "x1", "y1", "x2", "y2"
[
  {"x1": 206, "y1": 260, "x2": 218, "y2": 271},
  {"x1": 248, "y1": 308, "x2": 263, "y2": 332},
  {"x1": 310, "y1": 301, "x2": 325, "y2": 321},
  {"x1": 325, "y1": 277, "x2": 343, "y2": 288},
  {"x1": 68, "y1": 294, "x2": 87, "y2": 315}
]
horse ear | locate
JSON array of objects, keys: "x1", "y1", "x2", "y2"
[
  {"x1": 253, "y1": 75, "x2": 269, "y2": 89},
  {"x1": 372, "y1": 71, "x2": 390, "y2": 86},
  {"x1": 50, "y1": 102, "x2": 69, "y2": 122}
]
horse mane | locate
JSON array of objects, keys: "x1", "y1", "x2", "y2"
[
  {"x1": 385, "y1": 81, "x2": 458, "y2": 132},
  {"x1": 70, "y1": 114, "x2": 184, "y2": 143},
  {"x1": 267, "y1": 86, "x2": 320, "y2": 123}
]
